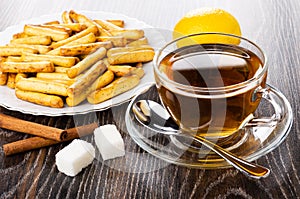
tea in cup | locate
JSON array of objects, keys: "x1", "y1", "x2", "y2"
[{"x1": 153, "y1": 33, "x2": 267, "y2": 139}]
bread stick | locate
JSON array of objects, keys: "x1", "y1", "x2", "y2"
[
  {"x1": 12, "y1": 32, "x2": 29, "y2": 39},
  {"x1": 0, "y1": 72, "x2": 7, "y2": 85},
  {"x1": 55, "y1": 23, "x2": 88, "y2": 32},
  {"x1": 69, "y1": 10, "x2": 111, "y2": 36},
  {"x1": 50, "y1": 25, "x2": 98, "y2": 49},
  {"x1": 15, "y1": 89, "x2": 64, "y2": 108},
  {"x1": 24, "y1": 24, "x2": 70, "y2": 41},
  {"x1": 36, "y1": 24, "x2": 72, "y2": 35},
  {"x1": 36, "y1": 72, "x2": 73, "y2": 81},
  {"x1": 127, "y1": 37, "x2": 149, "y2": 47},
  {"x1": 106, "y1": 20, "x2": 124, "y2": 28},
  {"x1": 0, "y1": 61, "x2": 54, "y2": 73},
  {"x1": 7, "y1": 73, "x2": 17, "y2": 89},
  {"x1": 66, "y1": 69, "x2": 114, "y2": 106},
  {"x1": 0, "y1": 46, "x2": 38, "y2": 56},
  {"x1": 107, "y1": 45, "x2": 154, "y2": 57},
  {"x1": 61, "y1": 11, "x2": 73, "y2": 24},
  {"x1": 96, "y1": 36, "x2": 127, "y2": 47},
  {"x1": 54, "y1": 66, "x2": 69, "y2": 73},
  {"x1": 107, "y1": 49, "x2": 155, "y2": 65},
  {"x1": 94, "y1": 19, "x2": 123, "y2": 31},
  {"x1": 44, "y1": 20, "x2": 60, "y2": 25},
  {"x1": 59, "y1": 41, "x2": 112, "y2": 56},
  {"x1": 67, "y1": 60, "x2": 107, "y2": 97},
  {"x1": 108, "y1": 65, "x2": 144, "y2": 78},
  {"x1": 87, "y1": 75, "x2": 140, "y2": 104},
  {"x1": 21, "y1": 53, "x2": 79, "y2": 68},
  {"x1": 5, "y1": 56, "x2": 23, "y2": 62},
  {"x1": 10, "y1": 35, "x2": 52, "y2": 45},
  {"x1": 8, "y1": 43, "x2": 53, "y2": 54},
  {"x1": 16, "y1": 77, "x2": 68, "y2": 96},
  {"x1": 110, "y1": 29, "x2": 144, "y2": 40},
  {"x1": 67, "y1": 47, "x2": 106, "y2": 78},
  {"x1": 15, "y1": 73, "x2": 28, "y2": 82}
]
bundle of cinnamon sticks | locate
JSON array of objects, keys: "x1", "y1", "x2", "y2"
[{"x1": 0, "y1": 113, "x2": 98, "y2": 156}]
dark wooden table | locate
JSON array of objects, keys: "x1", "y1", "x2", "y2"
[{"x1": 1, "y1": 0, "x2": 299, "y2": 198}]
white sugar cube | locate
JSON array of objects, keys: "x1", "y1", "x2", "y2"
[
  {"x1": 55, "y1": 139, "x2": 95, "y2": 177},
  {"x1": 94, "y1": 124, "x2": 125, "y2": 161}
]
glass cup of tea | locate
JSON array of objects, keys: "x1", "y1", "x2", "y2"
[{"x1": 153, "y1": 32, "x2": 269, "y2": 140}]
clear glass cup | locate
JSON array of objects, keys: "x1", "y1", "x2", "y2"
[
  {"x1": 125, "y1": 33, "x2": 292, "y2": 169},
  {"x1": 153, "y1": 32, "x2": 268, "y2": 140}
]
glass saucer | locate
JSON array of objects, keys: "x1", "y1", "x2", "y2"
[{"x1": 125, "y1": 83, "x2": 293, "y2": 169}]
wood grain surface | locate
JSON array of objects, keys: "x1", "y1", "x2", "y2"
[{"x1": 0, "y1": 0, "x2": 300, "y2": 198}]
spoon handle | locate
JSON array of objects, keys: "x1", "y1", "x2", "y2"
[{"x1": 193, "y1": 135, "x2": 270, "y2": 179}]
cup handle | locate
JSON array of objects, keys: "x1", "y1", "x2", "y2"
[{"x1": 245, "y1": 84, "x2": 292, "y2": 128}]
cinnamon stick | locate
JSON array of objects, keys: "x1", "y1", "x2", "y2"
[
  {"x1": 0, "y1": 113, "x2": 67, "y2": 141},
  {"x1": 3, "y1": 122, "x2": 98, "y2": 156}
]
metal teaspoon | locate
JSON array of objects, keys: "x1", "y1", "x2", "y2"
[{"x1": 132, "y1": 100, "x2": 270, "y2": 179}]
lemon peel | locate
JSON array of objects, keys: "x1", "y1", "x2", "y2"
[{"x1": 173, "y1": 8, "x2": 241, "y2": 45}]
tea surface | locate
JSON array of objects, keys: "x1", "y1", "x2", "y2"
[{"x1": 160, "y1": 44, "x2": 262, "y2": 88}]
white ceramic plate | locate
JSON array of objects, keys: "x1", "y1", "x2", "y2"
[{"x1": 0, "y1": 11, "x2": 165, "y2": 116}]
